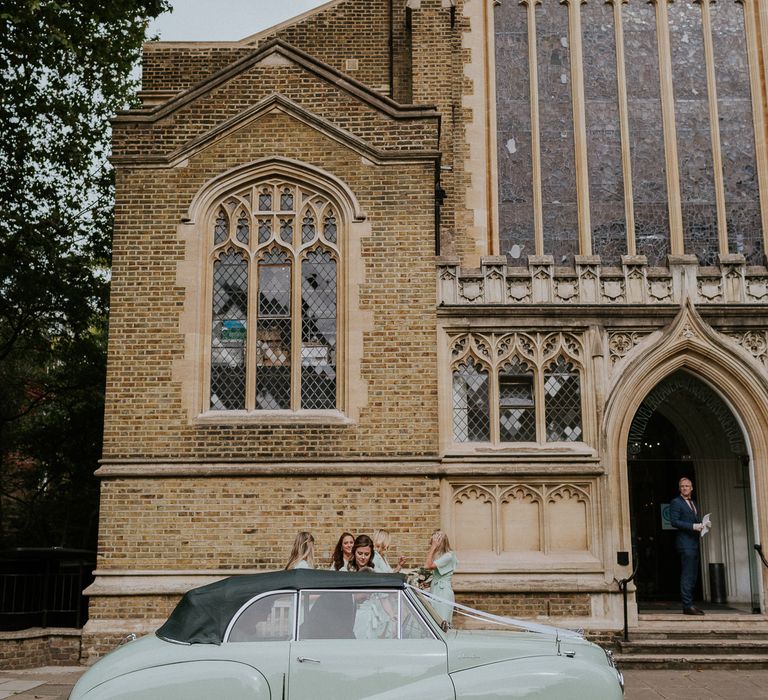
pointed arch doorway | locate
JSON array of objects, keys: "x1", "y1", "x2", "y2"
[{"x1": 627, "y1": 369, "x2": 759, "y2": 612}]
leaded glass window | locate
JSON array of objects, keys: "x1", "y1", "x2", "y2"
[
  {"x1": 450, "y1": 332, "x2": 585, "y2": 446},
  {"x1": 453, "y1": 358, "x2": 490, "y2": 442},
  {"x1": 301, "y1": 249, "x2": 337, "y2": 410},
  {"x1": 208, "y1": 180, "x2": 341, "y2": 413},
  {"x1": 544, "y1": 357, "x2": 582, "y2": 442},
  {"x1": 256, "y1": 248, "x2": 291, "y2": 410},
  {"x1": 499, "y1": 359, "x2": 536, "y2": 442},
  {"x1": 210, "y1": 251, "x2": 248, "y2": 410}
]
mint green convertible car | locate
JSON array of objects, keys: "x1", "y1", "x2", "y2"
[{"x1": 70, "y1": 569, "x2": 624, "y2": 699}]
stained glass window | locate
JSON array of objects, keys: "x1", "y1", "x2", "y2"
[{"x1": 208, "y1": 180, "x2": 340, "y2": 412}]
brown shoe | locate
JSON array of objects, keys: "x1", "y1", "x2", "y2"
[{"x1": 683, "y1": 606, "x2": 704, "y2": 615}]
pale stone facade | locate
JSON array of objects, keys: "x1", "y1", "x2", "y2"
[{"x1": 85, "y1": 0, "x2": 768, "y2": 659}]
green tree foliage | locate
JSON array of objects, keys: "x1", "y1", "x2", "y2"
[{"x1": 0, "y1": 0, "x2": 170, "y2": 549}]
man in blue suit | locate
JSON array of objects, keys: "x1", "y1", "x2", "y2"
[{"x1": 669, "y1": 477, "x2": 706, "y2": 615}]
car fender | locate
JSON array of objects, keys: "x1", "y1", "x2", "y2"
[
  {"x1": 71, "y1": 660, "x2": 272, "y2": 700},
  {"x1": 450, "y1": 655, "x2": 624, "y2": 699}
]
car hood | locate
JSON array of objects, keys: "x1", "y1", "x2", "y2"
[
  {"x1": 444, "y1": 629, "x2": 608, "y2": 673},
  {"x1": 71, "y1": 634, "x2": 235, "y2": 696}
]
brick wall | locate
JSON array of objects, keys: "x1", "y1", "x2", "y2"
[
  {"x1": 0, "y1": 629, "x2": 81, "y2": 669},
  {"x1": 96, "y1": 476, "x2": 440, "y2": 569},
  {"x1": 142, "y1": 0, "x2": 408, "y2": 97},
  {"x1": 106, "y1": 102, "x2": 438, "y2": 460},
  {"x1": 455, "y1": 592, "x2": 592, "y2": 620}
]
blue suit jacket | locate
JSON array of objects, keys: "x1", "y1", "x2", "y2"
[{"x1": 669, "y1": 495, "x2": 702, "y2": 551}]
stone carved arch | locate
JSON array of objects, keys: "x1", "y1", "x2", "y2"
[
  {"x1": 547, "y1": 483, "x2": 591, "y2": 504},
  {"x1": 603, "y1": 299, "x2": 768, "y2": 611},
  {"x1": 187, "y1": 156, "x2": 366, "y2": 226},
  {"x1": 500, "y1": 485, "x2": 543, "y2": 552},
  {"x1": 450, "y1": 334, "x2": 493, "y2": 371},
  {"x1": 546, "y1": 484, "x2": 591, "y2": 553},
  {"x1": 541, "y1": 331, "x2": 583, "y2": 365},
  {"x1": 452, "y1": 484, "x2": 496, "y2": 552},
  {"x1": 496, "y1": 332, "x2": 537, "y2": 363},
  {"x1": 454, "y1": 483, "x2": 496, "y2": 504}
]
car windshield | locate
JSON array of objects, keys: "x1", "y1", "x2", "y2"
[{"x1": 409, "y1": 587, "x2": 447, "y2": 629}]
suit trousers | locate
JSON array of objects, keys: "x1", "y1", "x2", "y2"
[{"x1": 679, "y1": 547, "x2": 700, "y2": 608}]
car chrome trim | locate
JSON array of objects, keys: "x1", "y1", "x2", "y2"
[
  {"x1": 402, "y1": 588, "x2": 441, "y2": 640},
  {"x1": 223, "y1": 589, "x2": 298, "y2": 643},
  {"x1": 119, "y1": 632, "x2": 137, "y2": 646}
]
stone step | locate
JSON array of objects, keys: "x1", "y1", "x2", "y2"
[
  {"x1": 614, "y1": 653, "x2": 768, "y2": 670},
  {"x1": 624, "y1": 630, "x2": 768, "y2": 641},
  {"x1": 618, "y1": 638, "x2": 768, "y2": 655}
]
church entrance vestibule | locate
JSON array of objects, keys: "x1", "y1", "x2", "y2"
[{"x1": 627, "y1": 370, "x2": 759, "y2": 612}]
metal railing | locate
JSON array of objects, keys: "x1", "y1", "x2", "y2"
[
  {"x1": 614, "y1": 552, "x2": 639, "y2": 643},
  {"x1": 0, "y1": 549, "x2": 94, "y2": 630}
]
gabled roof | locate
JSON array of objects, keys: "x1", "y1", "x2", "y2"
[
  {"x1": 156, "y1": 569, "x2": 406, "y2": 645},
  {"x1": 239, "y1": 0, "x2": 343, "y2": 44},
  {"x1": 112, "y1": 39, "x2": 441, "y2": 167},
  {"x1": 117, "y1": 39, "x2": 436, "y2": 124}
]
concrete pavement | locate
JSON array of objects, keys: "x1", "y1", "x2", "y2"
[
  {"x1": 622, "y1": 669, "x2": 768, "y2": 699},
  {"x1": 3, "y1": 665, "x2": 768, "y2": 698},
  {"x1": 0, "y1": 666, "x2": 83, "y2": 699}
]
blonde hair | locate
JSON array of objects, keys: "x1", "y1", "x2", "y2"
[
  {"x1": 372, "y1": 529, "x2": 391, "y2": 551},
  {"x1": 285, "y1": 531, "x2": 315, "y2": 570},
  {"x1": 431, "y1": 529, "x2": 452, "y2": 558}
]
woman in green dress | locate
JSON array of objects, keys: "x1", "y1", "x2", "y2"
[
  {"x1": 424, "y1": 530, "x2": 457, "y2": 624},
  {"x1": 372, "y1": 529, "x2": 406, "y2": 573},
  {"x1": 348, "y1": 535, "x2": 395, "y2": 639}
]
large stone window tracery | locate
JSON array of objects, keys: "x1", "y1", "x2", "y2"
[
  {"x1": 208, "y1": 179, "x2": 339, "y2": 412},
  {"x1": 450, "y1": 331, "x2": 584, "y2": 445}
]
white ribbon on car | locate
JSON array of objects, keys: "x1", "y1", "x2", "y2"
[{"x1": 406, "y1": 584, "x2": 583, "y2": 639}]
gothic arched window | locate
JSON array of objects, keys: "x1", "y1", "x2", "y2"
[
  {"x1": 449, "y1": 333, "x2": 585, "y2": 446},
  {"x1": 544, "y1": 356, "x2": 583, "y2": 442},
  {"x1": 208, "y1": 179, "x2": 340, "y2": 412}
]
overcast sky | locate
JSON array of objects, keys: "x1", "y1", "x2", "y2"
[{"x1": 148, "y1": 0, "x2": 328, "y2": 41}]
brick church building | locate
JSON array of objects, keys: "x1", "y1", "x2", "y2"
[{"x1": 84, "y1": 0, "x2": 768, "y2": 657}]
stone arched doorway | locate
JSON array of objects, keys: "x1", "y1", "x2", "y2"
[
  {"x1": 626, "y1": 370, "x2": 758, "y2": 612},
  {"x1": 603, "y1": 301, "x2": 768, "y2": 622}
]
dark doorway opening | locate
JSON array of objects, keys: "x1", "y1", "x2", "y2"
[
  {"x1": 626, "y1": 370, "x2": 757, "y2": 613},
  {"x1": 628, "y1": 412, "x2": 702, "y2": 607}
]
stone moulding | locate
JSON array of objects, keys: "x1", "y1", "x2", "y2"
[{"x1": 437, "y1": 254, "x2": 768, "y2": 306}]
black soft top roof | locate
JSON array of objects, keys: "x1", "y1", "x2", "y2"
[{"x1": 156, "y1": 568, "x2": 406, "y2": 645}]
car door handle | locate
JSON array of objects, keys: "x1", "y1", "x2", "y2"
[{"x1": 296, "y1": 656, "x2": 320, "y2": 664}]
